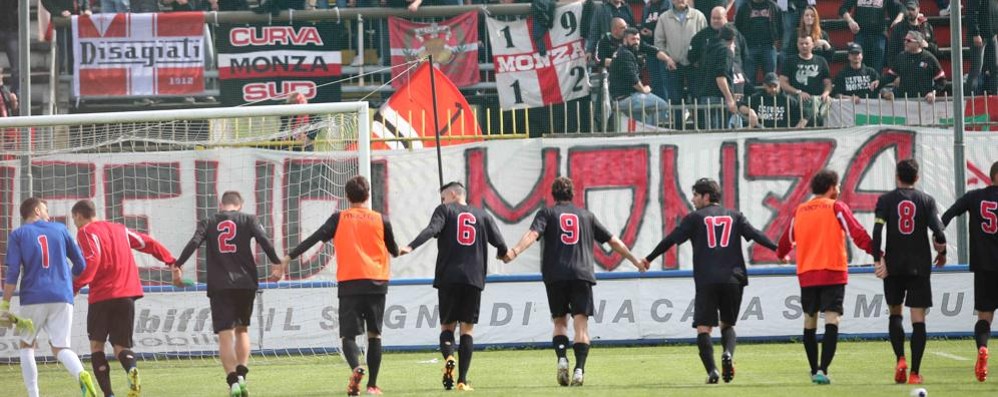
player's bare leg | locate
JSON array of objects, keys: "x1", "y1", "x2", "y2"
[
  {"x1": 456, "y1": 323, "x2": 476, "y2": 391},
  {"x1": 218, "y1": 329, "x2": 244, "y2": 396},
  {"x1": 365, "y1": 331, "x2": 383, "y2": 395},
  {"x1": 696, "y1": 325, "x2": 719, "y2": 384},
  {"x1": 570, "y1": 314, "x2": 590, "y2": 386},
  {"x1": 907, "y1": 308, "x2": 927, "y2": 384},
  {"x1": 975, "y1": 311, "x2": 993, "y2": 382},
  {"x1": 439, "y1": 322, "x2": 457, "y2": 390},
  {"x1": 888, "y1": 304, "x2": 908, "y2": 383},
  {"x1": 552, "y1": 316, "x2": 571, "y2": 386},
  {"x1": 51, "y1": 344, "x2": 95, "y2": 397},
  {"x1": 719, "y1": 322, "x2": 736, "y2": 383}
]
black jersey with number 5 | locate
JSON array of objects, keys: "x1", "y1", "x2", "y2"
[
  {"x1": 408, "y1": 203, "x2": 508, "y2": 290},
  {"x1": 872, "y1": 188, "x2": 946, "y2": 276},
  {"x1": 941, "y1": 186, "x2": 998, "y2": 272},
  {"x1": 645, "y1": 205, "x2": 776, "y2": 286},
  {"x1": 529, "y1": 204, "x2": 613, "y2": 285},
  {"x1": 174, "y1": 211, "x2": 281, "y2": 293}
]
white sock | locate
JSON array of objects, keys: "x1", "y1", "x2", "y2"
[
  {"x1": 56, "y1": 349, "x2": 85, "y2": 378},
  {"x1": 20, "y1": 348, "x2": 39, "y2": 397}
]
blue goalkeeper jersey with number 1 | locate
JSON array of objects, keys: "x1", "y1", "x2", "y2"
[{"x1": 4, "y1": 221, "x2": 86, "y2": 305}]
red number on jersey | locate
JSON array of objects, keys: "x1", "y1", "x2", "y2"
[
  {"x1": 703, "y1": 216, "x2": 734, "y2": 248},
  {"x1": 37, "y1": 235, "x2": 50, "y2": 269},
  {"x1": 217, "y1": 220, "x2": 238, "y2": 253},
  {"x1": 897, "y1": 200, "x2": 917, "y2": 235},
  {"x1": 457, "y1": 212, "x2": 477, "y2": 246},
  {"x1": 559, "y1": 214, "x2": 580, "y2": 245},
  {"x1": 982, "y1": 201, "x2": 998, "y2": 234}
]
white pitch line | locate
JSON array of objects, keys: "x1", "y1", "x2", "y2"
[{"x1": 932, "y1": 351, "x2": 971, "y2": 361}]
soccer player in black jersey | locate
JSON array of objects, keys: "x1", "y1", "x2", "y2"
[
  {"x1": 400, "y1": 181, "x2": 509, "y2": 391},
  {"x1": 172, "y1": 191, "x2": 282, "y2": 397},
  {"x1": 941, "y1": 160, "x2": 998, "y2": 382},
  {"x1": 642, "y1": 178, "x2": 777, "y2": 384},
  {"x1": 506, "y1": 176, "x2": 646, "y2": 387},
  {"x1": 871, "y1": 159, "x2": 946, "y2": 385}
]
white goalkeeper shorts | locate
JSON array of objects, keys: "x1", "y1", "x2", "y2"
[{"x1": 18, "y1": 302, "x2": 74, "y2": 348}]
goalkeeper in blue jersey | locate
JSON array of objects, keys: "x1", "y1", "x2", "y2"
[{"x1": 2, "y1": 198, "x2": 98, "y2": 397}]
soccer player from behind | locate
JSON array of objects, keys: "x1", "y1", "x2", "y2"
[
  {"x1": 777, "y1": 169, "x2": 872, "y2": 385},
  {"x1": 506, "y1": 176, "x2": 645, "y2": 387},
  {"x1": 1, "y1": 198, "x2": 97, "y2": 397},
  {"x1": 71, "y1": 199, "x2": 176, "y2": 397},
  {"x1": 172, "y1": 191, "x2": 282, "y2": 397},
  {"x1": 278, "y1": 176, "x2": 399, "y2": 396},
  {"x1": 870, "y1": 159, "x2": 947, "y2": 385},
  {"x1": 941, "y1": 160, "x2": 998, "y2": 382},
  {"x1": 400, "y1": 181, "x2": 509, "y2": 391},
  {"x1": 642, "y1": 178, "x2": 777, "y2": 384}
]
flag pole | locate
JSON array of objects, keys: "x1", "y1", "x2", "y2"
[{"x1": 428, "y1": 56, "x2": 445, "y2": 189}]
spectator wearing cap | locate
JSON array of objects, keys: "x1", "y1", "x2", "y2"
[
  {"x1": 734, "y1": 0, "x2": 781, "y2": 87},
  {"x1": 839, "y1": 0, "x2": 902, "y2": 73},
  {"x1": 655, "y1": 0, "x2": 708, "y2": 104},
  {"x1": 881, "y1": 30, "x2": 946, "y2": 103},
  {"x1": 609, "y1": 27, "x2": 672, "y2": 127},
  {"x1": 967, "y1": 0, "x2": 998, "y2": 94},
  {"x1": 696, "y1": 25, "x2": 744, "y2": 130},
  {"x1": 887, "y1": 0, "x2": 939, "y2": 65},
  {"x1": 780, "y1": 34, "x2": 831, "y2": 126},
  {"x1": 833, "y1": 43, "x2": 880, "y2": 103},
  {"x1": 739, "y1": 72, "x2": 807, "y2": 128}
]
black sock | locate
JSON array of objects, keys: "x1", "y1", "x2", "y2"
[
  {"x1": 721, "y1": 326, "x2": 736, "y2": 356},
  {"x1": 975, "y1": 320, "x2": 991, "y2": 349},
  {"x1": 911, "y1": 322, "x2": 926, "y2": 374},
  {"x1": 342, "y1": 337, "x2": 361, "y2": 370},
  {"x1": 235, "y1": 364, "x2": 249, "y2": 379},
  {"x1": 696, "y1": 332, "x2": 716, "y2": 373},
  {"x1": 117, "y1": 349, "x2": 137, "y2": 372},
  {"x1": 458, "y1": 334, "x2": 474, "y2": 383},
  {"x1": 820, "y1": 324, "x2": 839, "y2": 373},
  {"x1": 226, "y1": 372, "x2": 239, "y2": 387},
  {"x1": 889, "y1": 315, "x2": 906, "y2": 360},
  {"x1": 367, "y1": 338, "x2": 382, "y2": 388},
  {"x1": 553, "y1": 335, "x2": 570, "y2": 360},
  {"x1": 572, "y1": 343, "x2": 590, "y2": 371},
  {"x1": 91, "y1": 351, "x2": 114, "y2": 396},
  {"x1": 440, "y1": 330, "x2": 456, "y2": 359},
  {"x1": 803, "y1": 328, "x2": 819, "y2": 375}
]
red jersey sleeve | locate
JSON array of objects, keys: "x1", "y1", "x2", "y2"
[
  {"x1": 126, "y1": 229, "x2": 176, "y2": 265},
  {"x1": 776, "y1": 215, "x2": 795, "y2": 259},
  {"x1": 833, "y1": 201, "x2": 873, "y2": 254},
  {"x1": 73, "y1": 229, "x2": 101, "y2": 293}
]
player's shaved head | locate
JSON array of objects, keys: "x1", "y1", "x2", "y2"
[
  {"x1": 991, "y1": 161, "x2": 998, "y2": 184},
  {"x1": 221, "y1": 191, "x2": 244, "y2": 207},
  {"x1": 896, "y1": 159, "x2": 919, "y2": 185},
  {"x1": 20, "y1": 197, "x2": 46, "y2": 220},
  {"x1": 346, "y1": 176, "x2": 371, "y2": 203},
  {"x1": 71, "y1": 199, "x2": 98, "y2": 219},
  {"x1": 440, "y1": 181, "x2": 466, "y2": 197},
  {"x1": 551, "y1": 176, "x2": 574, "y2": 202},
  {"x1": 810, "y1": 169, "x2": 839, "y2": 195}
]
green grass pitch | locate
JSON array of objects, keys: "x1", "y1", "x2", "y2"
[{"x1": 3, "y1": 339, "x2": 998, "y2": 396}]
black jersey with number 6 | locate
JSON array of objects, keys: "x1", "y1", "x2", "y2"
[
  {"x1": 872, "y1": 188, "x2": 946, "y2": 276},
  {"x1": 408, "y1": 203, "x2": 508, "y2": 290},
  {"x1": 645, "y1": 205, "x2": 776, "y2": 286},
  {"x1": 941, "y1": 186, "x2": 998, "y2": 273},
  {"x1": 529, "y1": 204, "x2": 613, "y2": 285},
  {"x1": 174, "y1": 211, "x2": 281, "y2": 293}
]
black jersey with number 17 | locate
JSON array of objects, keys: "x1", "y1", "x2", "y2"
[
  {"x1": 941, "y1": 186, "x2": 998, "y2": 273},
  {"x1": 872, "y1": 188, "x2": 945, "y2": 276},
  {"x1": 529, "y1": 204, "x2": 613, "y2": 285},
  {"x1": 407, "y1": 203, "x2": 508, "y2": 290},
  {"x1": 174, "y1": 211, "x2": 281, "y2": 293}
]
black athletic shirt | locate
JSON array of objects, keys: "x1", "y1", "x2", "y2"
[
  {"x1": 407, "y1": 203, "x2": 508, "y2": 290},
  {"x1": 740, "y1": 90, "x2": 805, "y2": 128},
  {"x1": 645, "y1": 204, "x2": 776, "y2": 286},
  {"x1": 833, "y1": 64, "x2": 880, "y2": 97},
  {"x1": 872, "y1": 188, "x2": 946, "y2": 276},
  {"x1": 175, "y1": 211, "x2": 280, "y2": 292},
  {"x1": 782, "y1": 54, "x2": 830, "y2": 95},
  {"x1": 941, "y1": 186, "x2": 998, "y2": 273},
  {"x1": 530, "y1": 203, "x2": 613, "y2": 284}
]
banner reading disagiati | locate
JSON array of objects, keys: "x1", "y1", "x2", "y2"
[{"x1": 0, "y1": 270, "x2": 979, "y2": 359}]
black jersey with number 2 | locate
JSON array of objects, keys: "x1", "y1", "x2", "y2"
[
  {"x1": 942, "y1": 186, "x2": 998, "y2": 273},
  {"x1": 645, "y1": 205, "x2": 776, "y2": 286},
  {"x1": 408, "y1": 203, "x2": 508, "y2": 290},
  {"x1": 529, "y1": 204, "x2": 613, "y2": 285},
  {"x1": 175, "y1": 211, "x2": 281, "y2": 293},
  {"x1": 872, "y1": 188, "x2": 946, "y2": 276}
]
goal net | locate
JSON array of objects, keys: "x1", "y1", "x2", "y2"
[{"x1": 0, "y1": 102, "x2": 374, "y2": 364}]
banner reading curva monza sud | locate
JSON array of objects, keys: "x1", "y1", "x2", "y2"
[{"x1": 216, "y1": 22, "x2": 344, "y2": 106}]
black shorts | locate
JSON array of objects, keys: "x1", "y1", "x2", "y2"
[
  {"x1": 975, "y1": 271, "x2": 998, "y2": 312},
  {"x1": 87, "y1": 297, "x2": 136, "y2": 348},
  {"x1": 339, "y1": 294, "x2": 386, "y2": 338},
  {"x1": 438, "y1": 284, "x2": 482, "y2": 324},
  {"x1": 800, "y1": 284, "x2": 845, "y2": 315},
  {"x1": 693, "y1": 283, "x2": 743, "y2": 328},
  {"x1": 209, "y1": 289, "x2": 256, "y2": 334},
  {"x1": 545, "y1": 280, "x2": 595, "y2": 318},
  {"x1": 884, "y1": 275, "x2": 932, "y2": 308}
]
